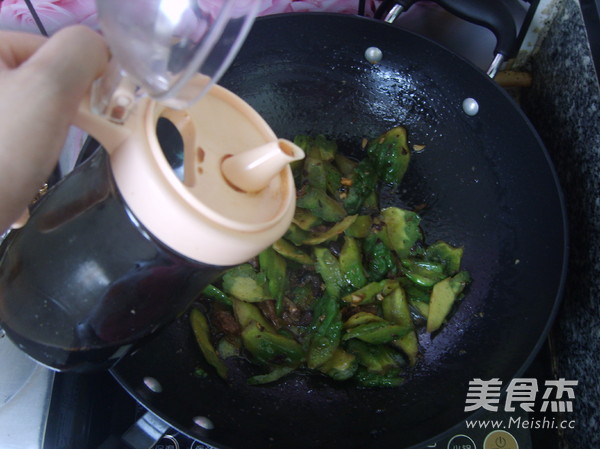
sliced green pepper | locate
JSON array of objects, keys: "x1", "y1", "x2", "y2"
[
  {"x1": 201, "y1": 284, "x2": 232, "y2": 307},
  {"x1": 343, "y1": 311, "x2": 385, "y2": 329},
  {"x1": 272, "y1": 238, "x2": 313, "y2": 265},
  {"x1": 401, "y1": 258, "x2": 447, "y2": 287},
  {"x1": 342, "y1": 320, "x2": 410, "y2": 345},
  {"x1": 341, "y1": 279, "x2": 398, "y2": 305},
  {"x1": 303, "y1": 215, "x2": 358, "y2": 245},
  {"x1": 190, "y1": 308, "x2": 228, "y2": 379}
]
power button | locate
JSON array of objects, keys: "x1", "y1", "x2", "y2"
[{"x1": 483, "y1": 430, "x2": 519, "y2": 449}]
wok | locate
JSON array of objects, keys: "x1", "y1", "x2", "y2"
[{"x1": 111, "y1": 13, "x2": 567, "y2": 449}]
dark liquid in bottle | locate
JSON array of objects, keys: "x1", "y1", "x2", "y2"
[{"x1": 0, "y1": 149, "x2": 225, "y2": 372}]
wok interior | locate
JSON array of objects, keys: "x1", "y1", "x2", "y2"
[{"x1": 113, "y1": 14, "x2": 567, "y2": 449}]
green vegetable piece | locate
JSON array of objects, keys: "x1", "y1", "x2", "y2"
[
  {"x1": 303, "y1": 215, "x2": 358, "y2": 245},
  {"x1": 293, "y1": 134, "x2": 312, "y2": 150},
  {"x1": 202, "y1": 284, "x2": 232, "y2": 307},
  {"x1": 425, "y1": 241, "x2": 464, "y2": 276},
  {"x1": 426, "y1": 271, "x2": 471, "y2": 333},
  {"x1": 284, "y1": 223, "x2": 310, "y2": 246},
  {"x1": 217, "y1": 337, "x2": 241, "y2": 359},
  {"x1": 304, "y1": 156, "x2": 327, "y2": 190},
  {"x1": 232, "y1": 298, "x2": 276, "y2": 333},
  {"x1": 242, "y1": 322, "x2": 304, "y2": 366},
  {"x1": 289, "y1": 283, "x2": 315, "y2": 310},
  {"x1": 366, "y1": 126, "x2": 410, "y2": 186},
  {"x1": 400, "y1": 278, "x2": 431, "y2": 304},
  {"x1": 247, "y1": 366, "x2": 295, "y2": 385},
  {"x1": 360, "y1": 190, "x2": 380, "y2": 215},
  {"x1": 324, "y1": 161, "x2": 344, "y2": 201},
  {"x1": 343, "y1": 311, "x2": 385, "y2": 329},
  {"x1": 318, "y1": 348, "x2": 358, "y2": 381},
  {"x1": 259, "y1": 247, "x2": 287, "y2": 315},
  {"x1": 293, "y1": 208, "x2": 323, "y2": 231},
  {"x1": 297, "y1": 186, "x2": 347, "y2": 223},
  {"x1": 314, "y1": 247, "x2": 345, "y2": 298},
  {"x1": 307, "y1": 294, "x2": 343, "y2": 369},
  {"x1": 343, "y1": 159, "x2": 378, "y2": 215},
  {"x1": 382, "y1": 287, "x2": 419, "y2": 365},
  {"x1": 313, "y1": 134, "x2": 337, "y2": 161},
  {"x1": 364, "y1": 237, "x2": 398, "y2": 281},
  {"x1": 344, "y1": 215, "x2": 372, "y2": 238},
  {"x1": 354, "y1": 366, "x2": 403, "y2": 388},
  {"x1": 339, "y1": 236, "x2": 368, "y2": 290},
  {"x1": 401, "y1": 258, "x2": 447, "y2": 287},
  {"x1": 342, "y1": 321, "x2": 410, "y2": 345},
  {"x1": 345, "y1": 339, "x2": 404, "y2": 374},
  {"x1": 341, "y1": 279, "x2": 398, "y2": 305},
  {"x1": 410, "y1": 299, "x2": 430, "y2": 319},
  {"x1": 272, "y1": 238, "x2": 313, "y2": 265},
  {"x1": 222, "y1": 264, "x2": 269, "y2": 303},
  {"x1": 190, "y1": 308, "x2": 228, "y2": 379},
  {"x1": 377, "y1": 207, "x2": 423, "y2": 258},
  {"x1": 334, "y1": 153, "x2": 358, "y2": 176}
]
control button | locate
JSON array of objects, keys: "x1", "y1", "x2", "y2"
[
  {"x1": 483, "y1": 430, "x2": 519, "y2": 449},
  {"x1": 447, "y1": 434, "x2": 477, "y2": 449},
  {"x1": 154, "y1": 435, "x2": 179, "y2": 449}
]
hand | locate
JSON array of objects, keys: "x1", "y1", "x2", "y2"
[{"x1": 0, "y1": 25, "x2": 109, "y2": 232}]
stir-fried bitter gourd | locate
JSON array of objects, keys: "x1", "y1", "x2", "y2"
[{"x1": 190, "y1": 127, "x2": 471, "y2": 387}]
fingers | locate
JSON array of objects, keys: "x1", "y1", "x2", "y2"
[
  {"x1": 21, "y1": 25, "x2": 110, "y2": 101},
  {"x1": 0, "y1": 30, "x2": 47, "y2": 70},
  {"x1": 0, "y1": 26, "x2": 110, "y2": 232}
]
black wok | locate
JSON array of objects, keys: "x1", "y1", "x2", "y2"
[{"x1": 111, "y1": 13, "x2": 567, "y2": 449}]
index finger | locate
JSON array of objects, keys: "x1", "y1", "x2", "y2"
[{"x1": 0, "y1": 30, "x2": 47, "y2": 70}]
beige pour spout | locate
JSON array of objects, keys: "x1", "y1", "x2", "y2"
[{"x1": 220, "y1": 139, "x2": 304, "y2": 193}]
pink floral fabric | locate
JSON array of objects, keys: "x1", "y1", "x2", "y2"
[
  {"x1": 0, "y1": 1, "x2": 383, "y2": 35},
  {"x1": 0, "y1": 0, "x2": 98, "y2": 34}
]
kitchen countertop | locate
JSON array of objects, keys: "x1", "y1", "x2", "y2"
[{"x1": 521, "y1": 0, "x2": 600, "y2": 447}]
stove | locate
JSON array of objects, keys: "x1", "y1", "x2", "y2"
[
  {"x1": 36, "y1": 337, "x2": 562, "y2": 449},
  {"x1": 0, "y1": 1, "x2": 568, "y2": 449}
]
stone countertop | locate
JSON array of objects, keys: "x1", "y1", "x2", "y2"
[{"x1": 521, "y1": 0, "x2": 600, "y2": 447}]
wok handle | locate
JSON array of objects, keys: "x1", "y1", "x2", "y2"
[
  {"x1": 375, "y1": 0, "x2": 518, "y2": 66},
  {"x1": 431, "y1": 0, "x2": 517, "y2": 57}
]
